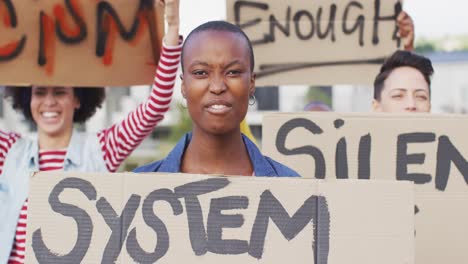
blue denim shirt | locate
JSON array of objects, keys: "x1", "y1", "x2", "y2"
[
  {"x1": 0, "y1": 131, "x2": 107, "y2": 263},
  {"x1": 134, "y1": 133, "x2": 300, "y2": 178}
]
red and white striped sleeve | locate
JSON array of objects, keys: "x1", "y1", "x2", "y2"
[
  {"x1": 97, "y1": 38, "x2": 183, "y2": 172},
  {"x1": 0, "y1": 130, "x2": 20, "y2": 175}
]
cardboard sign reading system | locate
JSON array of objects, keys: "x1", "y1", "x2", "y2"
[{"x1": 26, "y1": 172, "x2": 413, "y2": 263}]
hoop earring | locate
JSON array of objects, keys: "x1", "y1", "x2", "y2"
[
  {"x1": 249, "y1": 94, "x2": 256, "y2": 106},
  {"x1": 180, "y1": 98, "x2": 187, "y2": 109}
]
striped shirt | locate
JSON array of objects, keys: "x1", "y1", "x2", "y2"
[
  {"x1": 0, "y1": 130, "x2": 20, "y2": 174},
  {"x1": 3, "y1": 40, "x2": 182, "y2": 264}
]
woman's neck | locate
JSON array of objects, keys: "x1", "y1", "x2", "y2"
[
  {"x1": 38, "y1": 128, "x2": 73, "y2": 150},
  {"x1": 181, "y1": 129, "x2": 253, "y2": 176}
]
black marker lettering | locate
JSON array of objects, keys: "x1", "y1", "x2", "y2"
[
  {"x1": 249, "y1": 190, "x2": 330, "y2": 264},
  {"x1": 174, "y1": 178, "x2": 230, "y2": 256},
  {"x1": 342, "y1": 1, "x2": 364, "y2": 46},
  {"x1": 358, "y1": 134, "x2": 372, "y2": 179},
  {"x1": 207, "y1": 196, "x2": 249, "y2": 254},
  {"x1": 435, "y1": 136, "x2": 468, "y2": 191},
  {"x1": 276, "y1": 118, "x2": 326, "y2": 179},
  {"x1": 0, "y1": 0, "x2": 27, "y2": 62},
  {"x1": 127, "y1": 189, "x2": 183, "y2": 263},
  {"x1": 32, "y1": 178, "x2": 96, "y2": 263},
  {"x1": 317, "y1": 5, "x2": 337, "y2": 41},
  {"x1": 97, "y1": 195, "x2": 141, "y2": 263},
  {"x1": 293, "y1": 10, "x2": 314, "y2": 40},
  {"x1": 396, "y1": 133, "x2": 436, "y2": 184},
  {"x1": 234, "y1": 0, "x2": 270, "y2": 45}
]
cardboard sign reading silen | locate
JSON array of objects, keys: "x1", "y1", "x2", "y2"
[
  {"x1": 26, "y1": 172, "x2": 414, "y2": 263},
  {"x1": 262, "y1": 112, "x2": 468, "y2": 264},
  {"x1": 0, "y1": 0, "x2": 164, "y2": 86},
  {"x1": 226, "y1": 0, "x2": 402, "y2": 86}
]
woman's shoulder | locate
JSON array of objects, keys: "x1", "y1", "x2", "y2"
[
  {"x1": 263, "y1": 156, "x2": 301, "y2": 178},
  {"x1": 241, "y1": 134, "x2": 300, "y2": 178},
  {"x1": 0, "y1": 130, "x2": 21, "y2": 141},
  {"x1": 133, "y1": 159, "x2": 164, "y2": 173},
  {"x1": 133, "y1": 133, "x2": 190, "y2": 173},
  {"x1": 0, "y1": 135, "x2": 31, "y2": 164},
  {"x1": 3, "y1": 135, "x2": 28, "y2": 150}
]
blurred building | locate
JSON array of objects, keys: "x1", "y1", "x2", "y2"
[
  {"x1": 428, "y1": 51, "x2": 468, "y2": 113},
  {"x1": 0, "y1": 87, "x2": 30, "y2": 135}
]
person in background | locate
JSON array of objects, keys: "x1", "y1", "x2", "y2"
[
  {"x1": 304, "y1": 101, "x2": 332, "y2": 112},
  {"x1": 0, "y1": 0, "x2": 182, "y2": 263},
  {"x1": 371, "y1": 9, "x2": 434, "y2": 113},
  {"x1": 398, "y1": 11, "x2": 415, "y2": 52},
  {"x1": 372, "y1": 50, "x2": 433, "y2": 113},
  {"x1": 302, "y1": 12, "x2": 414, "y2": 114},
  {"x1": 134, "y1": 20, "x2": 299, "y2": 178}
]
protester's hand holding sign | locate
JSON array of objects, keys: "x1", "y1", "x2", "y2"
[
  {"x1": 397, "y1": 11, "x2": 415, "y2": 51},
  {"x1": 155, "y1": 0, "x2": 180, "y2": 46}
]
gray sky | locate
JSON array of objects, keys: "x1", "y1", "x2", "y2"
[
  {"x1": 405, "y1": 0, "x2": 468, "y2": 38},
  {"x1": 180, "y1": 0, "x2": 468, "y2": 40}
]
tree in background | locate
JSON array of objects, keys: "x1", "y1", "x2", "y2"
[
  {"x1": 415, "y1": 41, "x2": 436, "y2": 53},
  {"x1": 169, "y1": 102, "x2": 192, "y2": 142},
  {"x1": 304, "y1": 86, "x2": 332, "y2": 109}
]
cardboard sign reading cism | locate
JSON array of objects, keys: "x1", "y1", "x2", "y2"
[
  {"x1": 0, "y1": 0, "x2": 164, "y2": 86},
  {"x1": 26, "y1": 172, "x2": 413, "y2": 264},
  {"x1": 262, "y1": 112, "x2": 468, "y2": 264},
  {"x1": 226, "y1": 0, "x2": 402, "y2": 86}
]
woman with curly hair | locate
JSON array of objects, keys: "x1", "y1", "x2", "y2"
[{"x1": 0, "y1": 1, "x2": 181, "y2": 263}]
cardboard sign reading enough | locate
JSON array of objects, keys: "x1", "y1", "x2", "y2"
[{"x1": 226, "y1": 0, "x2": 402, "y2": 86}]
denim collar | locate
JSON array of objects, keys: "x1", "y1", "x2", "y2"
[
  {"x1": 158, "y1": 132, "x2": 276, "y2": 176},
  {"x1": 27, "y1": 129, "x2": 82, "y2": 169}
]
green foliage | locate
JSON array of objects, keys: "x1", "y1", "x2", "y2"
[
  {"x1": 415, "y1": 42, "x2": 436, "y2": 53},
  {"x1": 305, "y1": 86, "x2": 332, "y2": 106},
  {"x1": 461, "y1": 36, "x2": 468, "y2": 50},
  {"x1": 415, "y1": 35, "x2": 468, "y2": 53},
  {"x1": 168, "y1": 102, "x2": 192, "y2": 142}
]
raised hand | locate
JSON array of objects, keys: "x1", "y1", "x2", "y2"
[
  {"x1": 155, "y1": 0, "x2": 180, "y2": 46},
  {"x1": 397, "y1": 11, "x2": 414, "y2": 51}
]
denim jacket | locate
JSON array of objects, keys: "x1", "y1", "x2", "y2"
[
  {"x1": 0, "y1": 130, "x2": 107, "y2": 263},
  {"x1": 134, "y1": 133, "x2": 300, "y2": 178}
]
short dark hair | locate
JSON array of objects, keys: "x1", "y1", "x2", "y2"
[
  {"x1": 5, "y1": 86, "x2": 105, "y2": 123},
  {"x1": 181, "y1": 20, "x2": 255, "y2": 72},
  {"x1": 374, "y1": 50, "x2": 434, "y2": 100}
]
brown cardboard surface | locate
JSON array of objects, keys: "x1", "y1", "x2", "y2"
[
  {"x1": 0, "y1": 1, "x2": 164, "y2": 86},
  {"x1": 262, "y1": 112, "x2": 468, "y2": 264},
  {"x1": 226, "y1": 0, "x2": 402, "y2": 86},
  {"x1": 26, "y1": 172, "x2": 413, "y2": 263}
]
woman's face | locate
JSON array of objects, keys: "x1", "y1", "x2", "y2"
[
  {"x1": 373, "y1": 66, "x2": 431, "y2": 113},
  {"x1": 30, "y1": 86, "x2": 80, "y2": 137},
  {"x1": 181, "y1": 30, "x2": 255, "y2": 135}
]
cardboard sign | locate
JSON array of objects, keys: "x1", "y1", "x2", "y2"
[
  {"x1": 226, "y1": 0, "x2": 402, "y2": 86},
  {"x1": 262, "y1": 112, "x2": 468, "y2": 264},
  {"x1": 0, "y1": 0, "x2": 164, "y2": 86},
  {"x1": 26, "y1": 172, "x2": 414, "y2": 263}
]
